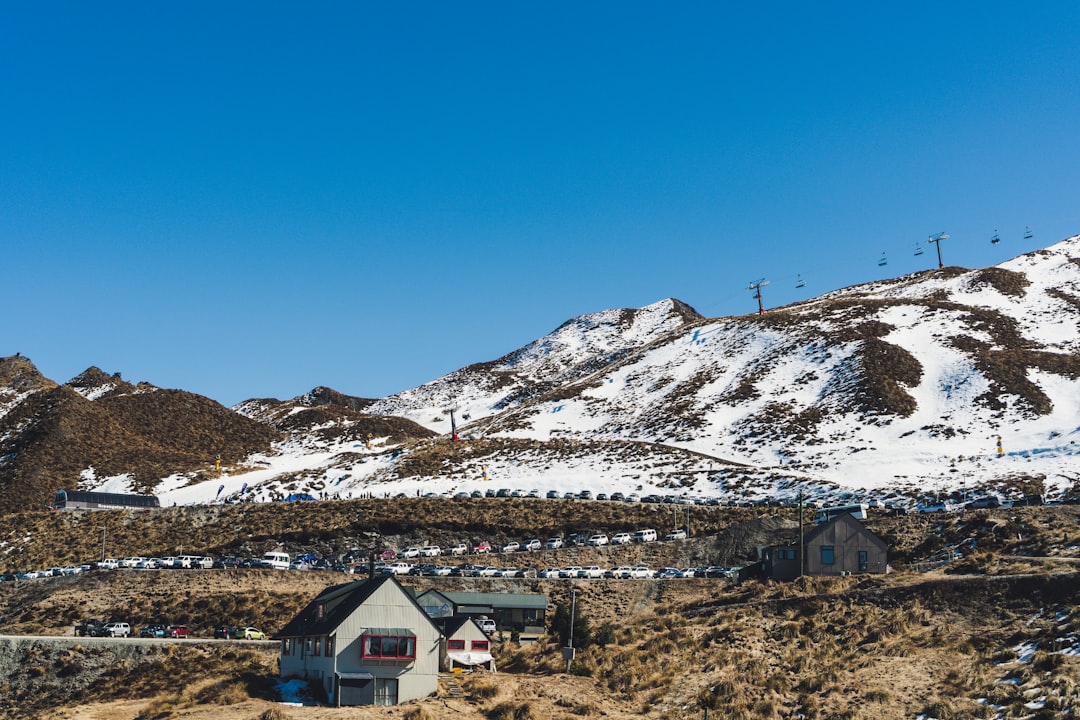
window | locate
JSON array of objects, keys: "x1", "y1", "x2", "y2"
[
  {"x1": 374, "y1": 678, "x2": 398, "y2": 706},
  {"x1": 858, "y1": 550, "x2": 868, "y2": 572},
  {"x1": 282, "y1": 638, "x2": 292, "y2": 655},
  {"x1": 820, "y1": 545, "x2": 835, "y2": 565},
  {"x1": 314, "y1": 636, "x2": 321, "y2": 656},
  {"x1": 304, "y1": 637, "x2": 313, "y2": 657},
  {"x1": 315, "y1": 603, "x2": 325, "y2": 621},
  {"x1": 326, "y1": 636, "x2": 334, "y2": 656},
  {"x1": 471, "y1": 640, "x2": 489, "y2": 651},
  {"x1": 448, "y1": 639, "x2": 465, "y2": 651},
  {"x1": 361, "y1": 633, "x2": 416, "y2": 660}
]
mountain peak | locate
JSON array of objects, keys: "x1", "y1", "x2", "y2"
[
  {"x1": 0, "y1": 354, "x2": 55, "y2": 394},
  {"x1": 66, "y1": 366, "x2": 138, "y2": 400}
]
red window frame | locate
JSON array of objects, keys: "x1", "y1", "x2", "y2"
[
  {"x1": 471, "y1": 640, "x2": 489, "y2": 651},
  {"x1": 361, "y1": 633, "x2": 417, "y2": 660},
  {"x1": 448, "y1": 639, "x2": 465, "y2": 651}
]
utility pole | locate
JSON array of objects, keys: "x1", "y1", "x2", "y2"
[
  {"x1": 747, "y1": 278, "x2": 769, "y2": 315},
  {"x1": 927, "y1": 232, "x2": 948, "y2": 269},
  {"x1": 564, "y1": 589, "x2": 577, "y2": 673},
  {"x1": 798, "y1": 490, "x2": 805, "y2": 578},
  {"x1": 100, "y1": 526, "x2": 106, "y2": 563}
]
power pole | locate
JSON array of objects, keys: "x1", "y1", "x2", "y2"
[
  {"x1": 927, "y1": 232, "x2": 948, "y2": 269},
  {"x1": 798, "y1": 490, "x2": 805, "y2": 578},
  {"x1": 747, "y1": 278, "x2": 769, "y2": 315}
]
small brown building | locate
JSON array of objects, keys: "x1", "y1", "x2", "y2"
[{"x1": 763, "y1": 512, "x2": 888, "y2": 581}]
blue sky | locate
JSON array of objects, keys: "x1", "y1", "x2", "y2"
[{"x1": 3, "y1": 2, "x2": 1079, "y2": 406}]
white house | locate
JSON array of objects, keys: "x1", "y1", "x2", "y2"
[
  {"x1": 276, "y1": 574, "x2": 442, "y2": 706},
  {"x1": 435, "y1": 615, "x2": 496, "y2": 672}
]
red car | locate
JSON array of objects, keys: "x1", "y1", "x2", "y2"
[
  {"x1": 473, "y1": 541, "x2": 492, "y2": 554},
  {"x1": 167, "y1": 625, "x2": 190, "y2": 638}
]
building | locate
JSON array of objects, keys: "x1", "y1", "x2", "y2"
[
  {"x1": 415, "y1": 589, "x2": 548, "y2": 640},
  {"x1": 762, "y1": 512, "x2": 889, "y2": 581},
  {"x1": 434, "y1": 616, "x2": 496, "y2": 672},
  {"x1": 53, "y1": 489, "x2": 160, "y2": 510},
  {"x1": 276, "y1": 574, "x2": 442, "y2": 706}
]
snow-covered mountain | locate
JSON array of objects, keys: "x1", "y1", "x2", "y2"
[
  {"x1": 3, "y1": 238, "x2": 1079, "y2": 510},
  {"x1": 363, "y1": 298, "x2": 703, "y2": 431}
]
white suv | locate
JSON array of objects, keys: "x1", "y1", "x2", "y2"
[
  {"x1": 586, "y1": 534, "x2": 609, "y2": 547},
  {"x1": 449, "y1": 543, "x2": 469, "y2": 556},
  {"x1": 419, "y1": 546, "x2": 442, "y2": 557},
  {"x1": 104, "y1": 622, "x2": 131, "y2": 637},
  {"x1": 610, "y1": 533, "x2": 632, "y2": 545}
]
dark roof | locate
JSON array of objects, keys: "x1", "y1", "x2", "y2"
[
  {"x1": 433, "y1": 615, "x2": 476, "y2": 637},
  {"x1": 437, "y1": 591, "x2": 548, "y2": 610},
  {"x1": 275, "y1": 574, "x2": 438, "y2": 639},
  {"x1": 775, "y1": 513, "x2": 887, "y2": 550}
]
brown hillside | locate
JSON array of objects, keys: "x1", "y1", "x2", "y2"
[
  {"x1": 0, "y1": 354, "x2": 55, "y2": 395},
  {"x1": 0, "y1": 386, "x2": 282, "y2": 511}
]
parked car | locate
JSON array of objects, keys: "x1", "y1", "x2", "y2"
[
  {"x1": 544, "y1": 537, "x2": 564, "y2": 550},
  {"x1": 629, "y1": 566, "x2": 652, "y2": 578},
  {"x1": 104, "y1": 622, "x2": 131, "y2": 637},
  {"x1": 499, "y1": 567, "x2": 519, "y2": 577},
  {"x1": 449, "y1": 564, "x2": 478, "y2": 577},
  {"x1": 546, "y1": 490, "x2": 560, "y2": 499},
  {"x1": 237, "y1": 626, "x2": 266, "y2": 640},
  {"x1": 399, "y1": 547, "x2": 421, "y2": 558},
  {"x1": 477, "y1": 617, "x2": 496, "y2": 635},
  {"x1": 665, "y1": 529, "x2": 687, "y2": 541},
  {"x1": 586, "y1": 534, "x2": 609, "y2": 547},
  {"x1": 382, "y1": 562, "x2": 415, "y2": 575},
  {"x1": 606, "y1": 566, "x2": 634, "y2": 579},
  {"x1": 449, "y1": 543, "x2": 469, "y2": 556},
  {"x1": 523, "y1": 539, "x2": 542, "y2": 551},
  {"x1": 139, "y1": 624, "x2": 167, "y2": 638},
  {"x1": 577, "y1": 566, "x2": 604, "y2": 578},
  {"x1": 167, "y1": 625, "x2": 190, "y2": 638},
  {"x1": 419, "y1": 545, "x2": 442, "y2": 557},
  {"x1": 515, "y1": 567, "x2": 538, "y2": 578},
  {"x1": 610, "y1": 532, "x2": 632, "y2": 545},
  {"x1": 610, "y1": 492, "x2": 626, "y2": 502},
  {"x1": 559, "y1": 567, "x2": 582, "y2": 578},
  {"x1": 500, "y1": 541, "x2": 520, "y2": 553},
  {"x1": 538, "y1": 568, "x2": 562, "y2": 578},
  {"x1": 473, "y1": 541, "x2": 492, "y2": 554},
  {"x1": 476, "y1": 566, "x2": 500, "y2": 577},
  {"x1": 75, "y1": 619, "x2": 109, "y2": 637},
  {"x1": 214, "y1": 625, "x2": 237, "y2": 639}
]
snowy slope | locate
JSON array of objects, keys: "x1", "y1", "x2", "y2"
[
  {"x1": 363, "y1": 298, "x2": 702, "y2": 431},
  {"x1": 9, "y1": 239, "x2": 1079, "y2": 510}
]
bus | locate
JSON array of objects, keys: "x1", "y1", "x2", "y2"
[
  {"x1": 812, "y1": 503, "x2": 868, "y2": 525},
  {"x1": 53, "y1": 489, "x2": 160, "y2": 511}
]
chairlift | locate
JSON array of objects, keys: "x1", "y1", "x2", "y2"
[
  {"x1": 795, "y1": 274, "x2": 805, "y2": 289},
  {"x1": 914, "y1": 243, "x2": 924, "y2": 256},
  {"x1": 991, "y1": 230, "x2": 1000, "y2": 245},
  {"x1": 878, "y1": 252, "x2": 888, "y2": 267},
  {"x1": 1023, "y1": 226, "x2": 1034, "y2": 240}
]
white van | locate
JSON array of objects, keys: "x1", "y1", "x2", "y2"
[
  {"x1": 104, "y1": 622, "x2": 131, "y2": 637},
  {"x1": 260, "y1": 552, "x2": 291, "y2": 570},
  {"x1": 633, "y1": 529, "x2": 658, "y2": 543}
]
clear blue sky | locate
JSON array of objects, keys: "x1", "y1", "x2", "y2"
[{"x1": 3, "y1": 2, "x2": 1079, "y2": 406}]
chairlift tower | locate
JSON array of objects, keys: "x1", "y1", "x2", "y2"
[
  {"x1": 747, "y1": 278, "x2": 769, "y2": 315},
  {"x1": 927, "y1": 232, "x2": 948, "y2": 269}
]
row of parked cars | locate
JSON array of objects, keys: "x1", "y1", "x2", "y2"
[
  {"x1": 378, "y1": 562, "x2": 736, "y2": 579},
  {"x1": 382, "y1": 527, "x2": 680, "y2": 560}
]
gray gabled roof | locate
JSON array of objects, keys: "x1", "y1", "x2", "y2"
[{"x1": 275, "y1": 574, "x2": 439, "y2": 639}]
